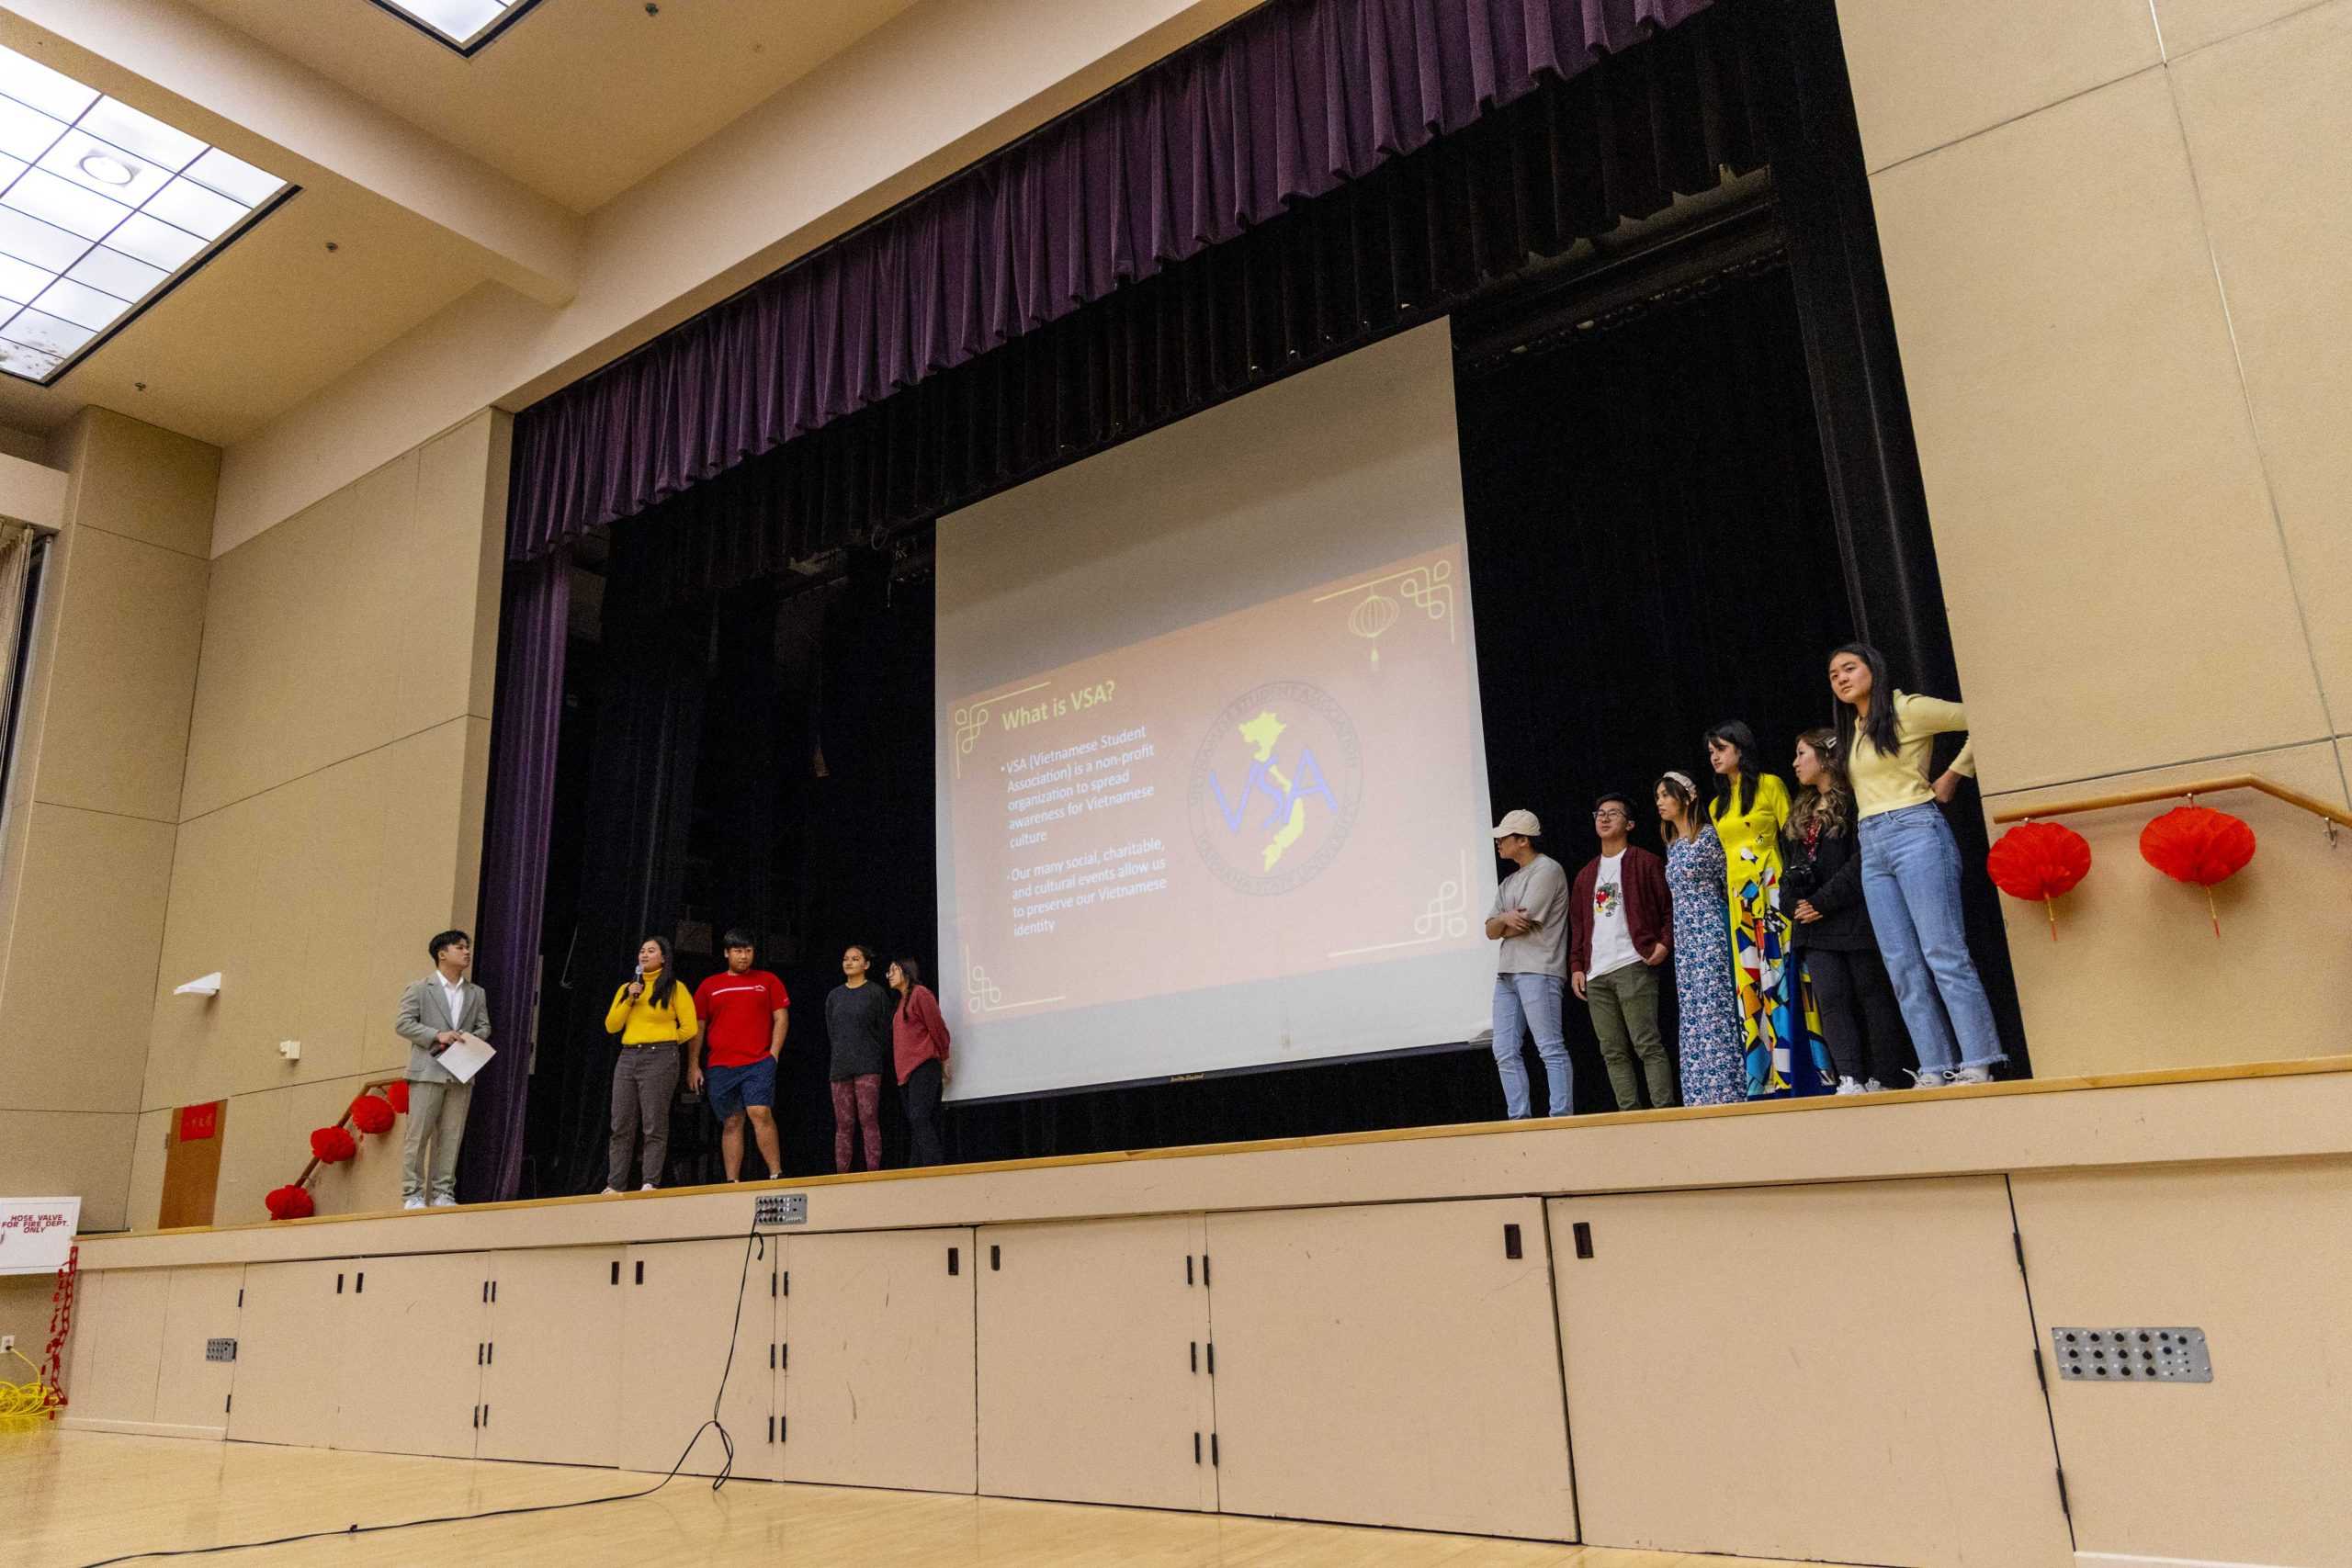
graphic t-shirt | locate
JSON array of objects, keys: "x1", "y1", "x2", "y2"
[
  {"x1": 693, "y1": 969, "x2": 790, "y2": 1068},
  {"x1": 1586, "y1": 851, "x2": 1639, "y2": 978}
]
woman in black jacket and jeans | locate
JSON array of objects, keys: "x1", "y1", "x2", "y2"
[{"x1": 1785, "y1": 728, "x2": 1913, "y2": 1093}]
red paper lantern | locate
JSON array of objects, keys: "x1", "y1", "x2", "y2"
[
  {"x1": 1985, "y1": 820, "x2": 2093, "y2": 939},
  {"x1": 309, "y1": 1126, "x2": 357, "y2": 1165},
  {"x1": 383, "y1": 1080, "x2": 410, "y2": 1114},
  {"x1": 265, "y1": 1184, "x2": 315, "y2": 1221},
  {"x1": 2140, "y1": 804, "x2": 2256, "y2": 936},
  {"x1": 349, "y1": 1093, "x2": 395, "y2": 1136}
]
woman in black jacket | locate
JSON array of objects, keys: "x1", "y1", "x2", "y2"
[{"x1": 1784, "y1": 728, "x2": 1914, "y2": 1093}]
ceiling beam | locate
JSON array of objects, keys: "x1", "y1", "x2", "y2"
[{"x1": 0, "y1": 0, "x2": 581, "y2": 304}]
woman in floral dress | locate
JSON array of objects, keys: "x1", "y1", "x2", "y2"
[
  {"x1": 1654, "y1": 770, "x2": 1745, "y2": 1107},
  {"x1": 1703, "y1": 721, "x2": 1798, "y2": 1098}
]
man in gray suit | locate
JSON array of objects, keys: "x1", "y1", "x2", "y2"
[{"x1": 394, "y1": 930, "x2": 491, "y2": 1210}]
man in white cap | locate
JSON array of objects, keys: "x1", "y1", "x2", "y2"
[{"x1": 1487, "y1": 808, "x2": 1571, "y2": 1118}]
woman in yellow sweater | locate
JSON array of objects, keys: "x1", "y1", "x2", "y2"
[
  {"x1": 602, "y1": 935, "x2": 699, "y2": 1192},
  {"x1": 1828, "y1": 643, "x2": 2005, "y2": 1088}
]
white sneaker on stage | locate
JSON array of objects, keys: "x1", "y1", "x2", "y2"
[
  {"x1": 1949, "y1": 1065, "x2": 1996, "y2": 1085},
  {"x1": 639, "y1": 1183, "x2": 657, "y2": 1191},
  {"x1": 1834, "y1": 1076, "x2": 1863, "y2": 1096},
  {"x1": 401, "y1": 1197, "x2": 424, "y2": 1211},
  {"x1": 1906, "y1": 1067, "x2": 1948, "y2": 1089},
  {"x1": 1862, "y1": 1078, "x2": 1885, "y2": 1094},
  {"x1": 599, "y1": 1187, "x2": 619, "y2": 1195},
  {"x1": 429, "y1": 1196, "x2": 457, "y2": 1208}
]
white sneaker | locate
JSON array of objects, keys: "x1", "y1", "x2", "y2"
[
  {"x1": 1834, "y1": 1076, "x2": 1864, "y2": 1096},
  {"x1": 1906, "y1": 1067, "x2": 1948, "y2": 1089},
  {"x1": 401, "y1": 1197, "x2": 425, "y2": 1211},
  {"x1": 429, "y1": 1195, "x2": 457, "y2": 1208},
  {"x1": 1950, "y1": 1065, "x2": 1996, "y2": 1086},
  {"x1": 1862, "y1": 1078, "x2": 1885, "y2": 1094},
  {"x1": 599, "y1": 1187, "x2": 619, "y2": 1195},
  {"x1": 639, "y1": 1183, "x2": 657, "y2": 1191}
]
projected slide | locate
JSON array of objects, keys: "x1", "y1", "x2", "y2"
[
  {"x1": 948, "y1": 544, "x2": 1476, "y2": 1019},
  {"x1": 935, "y1": 321, "x2": 1498, "y2": 1100}
]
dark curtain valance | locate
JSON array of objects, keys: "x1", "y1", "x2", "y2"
[{"x1": 508, "y1": 0, "x2": 1719, "y2": 559}]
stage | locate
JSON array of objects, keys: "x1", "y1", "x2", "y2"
[{"x1": 57, "y1": 1060, "x2": 2352, "y2": 1568}]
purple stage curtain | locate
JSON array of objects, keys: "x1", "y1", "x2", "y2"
[
  {"x1": 507, "y1": 0, "x2": 1716, "y2": 561},
  {"x1": 458, "y1": 547, "x2": 570, "y2": 1203}
]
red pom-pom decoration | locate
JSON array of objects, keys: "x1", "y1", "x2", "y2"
[
  {"x1": 309, "y1": 1126, "x2": 357, "y2": 1165},
  {"x1": 2140, "y1": 804, "x2": 2256, "y2": 937},
  {"x1": 266, "y1": 1184, "x2": 315, "y2": 1221},
  {"x1": 383, "y1": 1079, "x2": 410, "y2": 1114},
  {"x1": 1986, "y1": 820, "x2": 2093, "y2": 940},
  {"x1": 349, "y1": 1093, "x2": 395, "y2": 1136}
]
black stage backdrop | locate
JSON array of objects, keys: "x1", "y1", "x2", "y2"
[{"x1": 516, "y1": 258, "x2": 2030, "y2": 1192}]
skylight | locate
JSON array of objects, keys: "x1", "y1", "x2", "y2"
[
  {"x1": 0, "y1": 46, "x2": 289, "y2": 386},
  {"x1": 368, "y1": 0, "x2": 547, "y2": 54}
]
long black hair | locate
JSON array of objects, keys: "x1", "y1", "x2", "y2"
[
  {"x1": 1703, "y1": 720, "x2": 1762, "y2": 820},
  {"x1": 1830, "y1": 641, "x2": 1901, "y2": 762},
  {"x1": 634, "y1": 934, "x2": 682, "y2": 1013},
  {"x1": 891, "y1": 956, "x2": 924, "y2": 1016}
]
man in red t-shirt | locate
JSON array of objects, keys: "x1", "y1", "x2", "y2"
[{"x1": 688, "y1": 931, "x2": 790, "y2": 1180}]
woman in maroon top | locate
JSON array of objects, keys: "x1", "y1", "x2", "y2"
[{"x1": 887, "y1": 959, "x2": 952, "y2": 1168}]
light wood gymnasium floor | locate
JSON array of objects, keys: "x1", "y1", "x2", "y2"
[{"x1": 4, "y1": 1428, "x2": 1864, "y2": 1568}]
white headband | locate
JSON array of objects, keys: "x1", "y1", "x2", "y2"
[{"x1": 1663, "y1": 770, "x2": 1696, "y2": 791}]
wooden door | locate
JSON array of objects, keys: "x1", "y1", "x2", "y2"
[
  {"x1": 227, "y1": 1258, "x2": 349, "y2": 1448},
  {"x1": 152, "y1": 1265, "x2": 243, "y2": 1434},
  {"x1": 617, "y1": 1238, "x2": 775, "y2": 1478},
  {"x1": 1206, "y1": 1198, "x2": 1576, "y2": 1540},
  {"x1": 478, "y1": 1247, "x2": 627, "y2": 1468},
  {"x1": 976, "y1": 1215, "x2": 1215, "y2": 1511},
  {"x1": 62, "y1": 1268, "x2": 167, "y2": 1426},
  {"x1": 332, "y1": 1252, "x2": 489, "y2": 1459},
  {"x1": 158, "y1": 1101, "x2": 226, "y2": 1230},
  {"x1": 1549, "y1": 1178, "x2": 2072, "y2": 1568},
  {"x1": 781, "y1": 1227, "x2": 975, "y2": 1494}
]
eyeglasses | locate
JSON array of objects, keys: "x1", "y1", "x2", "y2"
[{"x1": 1592, "y1": 809, "x2": 1628, "y2": 821}]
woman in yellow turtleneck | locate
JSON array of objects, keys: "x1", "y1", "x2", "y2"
[{"x1": 603, "y1": 934, "x2": 698, "y2": 1193}]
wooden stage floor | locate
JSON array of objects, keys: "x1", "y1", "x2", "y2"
[{"x1": 4, "y1": 1428, "x2": 1857, "y2": 1568}]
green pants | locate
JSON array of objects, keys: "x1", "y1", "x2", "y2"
[{"x1": 1586, "y1": 962, "x2": 1675, "y2": 1110}]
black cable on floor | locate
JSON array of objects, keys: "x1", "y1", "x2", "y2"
[{"x1": 74, "y1": 1219, "x2": 773, "y2": 1568}]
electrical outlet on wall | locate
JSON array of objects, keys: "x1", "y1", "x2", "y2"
[
  {"x1": 277, "y1": 1040, "x2": 300, "y2": 1061},
  {"x1": 2, "y1": 1334, "x2": 15, "y2": 1353}
]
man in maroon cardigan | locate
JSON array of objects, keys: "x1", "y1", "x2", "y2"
[{"x1": 1569, "y1": 793, "x2": 1676, "y2": 1111}]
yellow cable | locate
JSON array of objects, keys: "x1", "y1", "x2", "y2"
[{"x1": 0, "y1": 1343, "x2": 58, "y2": 1423}]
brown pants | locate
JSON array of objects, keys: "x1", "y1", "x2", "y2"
[{"x1": 608, "y1": 1045, "x2": 680, "y2": 1190}]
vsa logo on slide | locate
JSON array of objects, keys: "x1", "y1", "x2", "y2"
[{"x1": 1186, "y1": 681, "x2": 1364, "y2": 897}]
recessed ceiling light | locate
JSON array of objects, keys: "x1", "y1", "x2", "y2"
[
  {"x1": 0, "y1": 44, "x2": 289, "y2": 385},
  {"x1": 368, "y1": 0, "x2": 548, "y2": 55}
]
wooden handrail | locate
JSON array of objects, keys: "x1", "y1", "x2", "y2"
[{"x1": 1991, "y1": 773, "x2": 2352, "y2": 830}]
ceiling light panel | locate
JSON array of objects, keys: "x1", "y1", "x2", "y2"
[
  {"x1": 370, "y1": 0, "x2": 539, "y2": 54},
  {"x1": 0, "y1": 45, "x2": 288, "y2": 384}
]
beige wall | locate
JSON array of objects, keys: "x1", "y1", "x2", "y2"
[
  {"x1": 0, "y1": 412, "x2": 212, "y2": 1231},
  {"x1": 1840, "y1": 0, "x2": 2352, "y2": 1076},
  {"x1": 141, "y1": 411, "x2": 507, "y2": 1229}
]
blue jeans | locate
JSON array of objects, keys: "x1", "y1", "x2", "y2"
[
  {"x1": 1492, "y1": 972, "x2": 1570, "y2": 1118},
  {"x1": 1858, "y1": 803, "x2": 2006, "y2": 1073}
]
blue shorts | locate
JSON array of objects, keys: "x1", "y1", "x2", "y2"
[{"x1": 705, "y1": 1058, "x2": 775, "y2": 1119}]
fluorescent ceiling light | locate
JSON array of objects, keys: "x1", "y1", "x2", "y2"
[
  {"x1": 0, "y1": 46, "x2": 288, "y2": 385},
  {"x1": 368, "y1": 0, "x2": 546, "y2": 54}
]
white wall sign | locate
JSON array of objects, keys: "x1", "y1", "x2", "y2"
[{"x1": 0, "y1": 1196, "x2": 81, "y2": 1274}]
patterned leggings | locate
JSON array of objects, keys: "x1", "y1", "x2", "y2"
[{"x1": 830, "y1": 1074, "x2": 884, "y2": 1173}]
